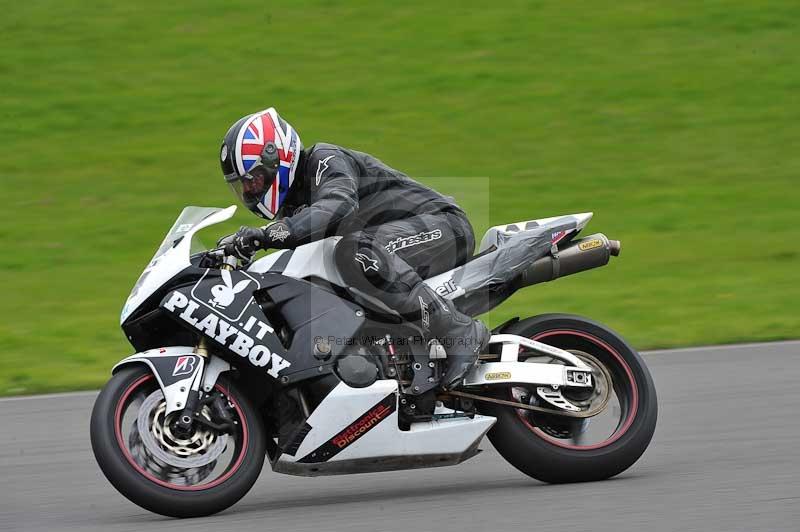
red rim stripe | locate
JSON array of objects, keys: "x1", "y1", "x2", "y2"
[
  {"x1": 113, "y1": 374, "x2": 249, "y2": 491},
  {"x1": 517, "y1": 330, "x2": 639, "y2": 450}
]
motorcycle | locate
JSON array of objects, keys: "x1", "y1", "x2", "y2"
[{"x1": 90, "y1": 205, "x2": 657, "y2": 517}]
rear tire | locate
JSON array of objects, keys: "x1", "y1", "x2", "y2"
[
  {"x1": 481, "y1": 314, "x2": 657, "y2": 483},
  {"x1": 90, "y1": 365, "x2": 266, "y2": 517}
]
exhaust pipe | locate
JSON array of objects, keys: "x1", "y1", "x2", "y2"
[{"x1": 516, "y1": 233, "x2": 621, "y2": 289}]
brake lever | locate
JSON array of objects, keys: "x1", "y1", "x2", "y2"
[{"x1": 213, "y1": 246, "x2": 255, "y2": 271}]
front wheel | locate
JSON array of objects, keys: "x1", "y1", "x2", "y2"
[
  {"x1": 481, "y1": 314, "x2": 657, "y2": 483},
  {"x1": 90, "y1": 365, "x2": 266, "y2": 517}
]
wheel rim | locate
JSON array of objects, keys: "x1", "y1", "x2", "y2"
[
  {"x1": 113, "y1": 374, "x2": 249, "y2": 491},
  {"x1": 512, "y1": 329, "x2": 639, "y2": 450}
]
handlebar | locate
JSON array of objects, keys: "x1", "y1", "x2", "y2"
[{"x1": 203, "y1": 245, "x2": 250, "y2": 271}]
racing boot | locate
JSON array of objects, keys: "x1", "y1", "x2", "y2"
[{"x1": 409, "y1": 284, "x2": 491, "y2": 390}]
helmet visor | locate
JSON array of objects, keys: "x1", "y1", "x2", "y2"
[{"x1": 226, "y1": 166, "x2": 281, "y2": 219}]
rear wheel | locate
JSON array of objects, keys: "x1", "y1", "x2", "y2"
[
  {"x1": 90, "y1": 365, "x2": 266, "y2": 517},
  {"x1": 481, "y1": 314, "x2": 657, "y2": 483}
]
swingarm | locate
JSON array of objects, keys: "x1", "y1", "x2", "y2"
[{"x1": 463, "y1": 334, "x2": 594, "y2": 388}]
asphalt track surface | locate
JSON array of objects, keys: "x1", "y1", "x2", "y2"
[{"x1": 2, "y1": 341, "x2": 799, "y2": 532}]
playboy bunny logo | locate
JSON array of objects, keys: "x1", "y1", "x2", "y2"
[
  {"x1": 190, "y1": 269, "x2": 261, "y2": 322},
  {"x1": 210, "y1": 270, "x2": 252, "y2": 309}
]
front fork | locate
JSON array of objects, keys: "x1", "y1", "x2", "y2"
[
  {"x1": 174, "y1": 258, "x2": 238, "y2": 434},
  {"x1": 173, "y1": 340, "x2": 233, "y2": 435}
]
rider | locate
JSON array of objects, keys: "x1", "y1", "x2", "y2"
[{"x1": 219, "y1": 107, "x2": 490, "y2": 389}]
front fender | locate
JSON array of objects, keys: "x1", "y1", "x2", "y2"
[{"x1": 112, "y1": 346, "x2": 207, "y2": 415}]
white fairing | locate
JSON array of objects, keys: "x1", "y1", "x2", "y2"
[
  {"x1": 273, "y1": 380, "x2": 496, "y2": 476},
  {"x1": 120, "y1": 206, "x2": 238, "y2": 324},
  {"x1": 248, "y1": 237, "x2": 345, "y2": 285},
  {"x1": 477, "y1": 212, "x2": 593, "y2": 253}
]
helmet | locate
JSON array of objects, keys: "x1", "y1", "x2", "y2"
[{"x1": 220, "y1": 108, "x2": 303, "y2": 219}]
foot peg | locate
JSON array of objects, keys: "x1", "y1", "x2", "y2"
[{"x1": 428, "y1": 339, "x2": 447, "y2": 360}]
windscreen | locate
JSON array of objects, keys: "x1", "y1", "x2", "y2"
[
  {"x1": 125, "y1": 207, "x2": 222, "y2": 310},
  {"x1": 151, "y1": 206, "x2": 222, "y2": 261}
]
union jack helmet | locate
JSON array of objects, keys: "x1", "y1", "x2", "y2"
[{"x1": 220, "y1": 108, "x2": 303, "y2": 219}]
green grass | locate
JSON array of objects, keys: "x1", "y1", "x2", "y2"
[{"x1": 1, "y1": 0, "x2": 798, "y2": 395}]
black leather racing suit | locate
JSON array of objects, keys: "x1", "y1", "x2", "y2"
[{"x1": 260, "y1": 143, "x2": 489, "y2": 387}]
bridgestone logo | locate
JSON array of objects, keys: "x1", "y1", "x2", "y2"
[{"x1": 384, "y1": 229, "x2": 442, "y2": 255}]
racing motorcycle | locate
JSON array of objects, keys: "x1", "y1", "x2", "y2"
[{"x1": 90, "y1": 205, "x2": 657, "y2": 517}]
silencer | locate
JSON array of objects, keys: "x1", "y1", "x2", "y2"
[{"x1": 515, "y1": 233, "x2": 621, "y2": 288}]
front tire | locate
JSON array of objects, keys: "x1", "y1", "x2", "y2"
[
  {"x1": 481, "y1": 314, "x2": 657, "y2": 483},
  {"x1": 90, "y1": 365, "x2": 266, "y2": 517}
]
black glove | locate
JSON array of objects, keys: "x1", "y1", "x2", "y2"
[
  {"x1": 262, "y1": 221, "x2": 293, "y2": 248},
  {"x1": 216, "y1": 232, "x2": 237, "y2": 248},
  {"x1": 227, "y1": 226, "x2": 267, "y2": 261}
]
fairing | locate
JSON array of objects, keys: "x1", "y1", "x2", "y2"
[
  {"x1": 272, "y1": 380, "x2": 496, "y2": 476},
  {"x1": 158, "y1": 270, "x2": 365, "y2": 384},
  {"x1": 120, "y1": 206, "x2": 238, "y2": 324}
]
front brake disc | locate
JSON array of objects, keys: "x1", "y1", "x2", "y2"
[{"x1": 136, "y1": 390, "x2": 228, "y2": 469}]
